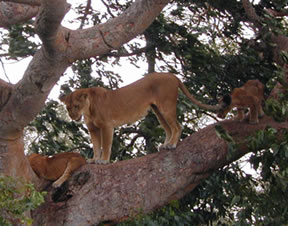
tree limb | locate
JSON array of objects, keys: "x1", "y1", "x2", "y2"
[
  {"x1": 66, "y1": 0, "x2": 170, "y2": 61},
  {"x1": 35, "y1": 0, "x2": 70, "y2": 55},
  {"x1": 0, "y1": 0, "x2": 41, "y2": 6},
  {"x1": 0, "y1": 1, "x2": 39, "y2": 27},
  {"x1": 32, "y1": 116, "x2": 288, "y2": 225}
]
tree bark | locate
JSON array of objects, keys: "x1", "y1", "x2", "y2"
[
  {"x1": 0, "y1": 1, "x2": 39, "y2": 27},
  {"x1": 31, "y1": 116, "x2": 288, "y2": 225}
]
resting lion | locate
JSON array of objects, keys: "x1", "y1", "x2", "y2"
[
  {"x1": 60, "y1": 72, "x2": 222, "y2": 164},
  {"x1": 28, "y1": 152, "x2": 86, "y2": 187}
]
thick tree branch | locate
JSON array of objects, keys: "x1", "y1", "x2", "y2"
[
  {"x1": 0, "y1": 0, "x2": 40, "y2": 6},
  {"x1": 32, "y1": 116, "x2": 288, "y2": 225},
  {"x1": 35, "y1": 0, "x2": 70, "y2": 55},
  {"x1": 0, "y1": 1, "x2": 39, "y2": 27},
  {"x1": 66, "y1": 0, "x2": 170, "y2": 61}
]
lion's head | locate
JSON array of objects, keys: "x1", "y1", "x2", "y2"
[
  {"x1": 217, "y1": 94, "x2": 232, "y2": 119},
  {"x1": 60, "y1": 90, "x2": 89, "y2": 121}
]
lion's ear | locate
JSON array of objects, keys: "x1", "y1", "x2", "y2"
[
  {"x1": 59, "y1": 94, "x2": 67, "y2": 102},
  {"x1": 222, "y1": 94, "x2": 232, "y2": 107}
]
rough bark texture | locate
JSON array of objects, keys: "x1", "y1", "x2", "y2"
[
  {"x1": 0, "y1": 1, "x2": 39, "y2": 27},
  {"x1": 31, "y1": 116, "x2": 288, "y2": 225}
]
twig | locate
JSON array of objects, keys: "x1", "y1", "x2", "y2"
[
  {"x1": 79, "y1": 0, "x2": 91, "y2": 29},
  {"x1": 101, "y1": 0, "x2": 116, "y2": 18}
]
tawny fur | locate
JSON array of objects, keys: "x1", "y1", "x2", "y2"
[
  {"x1": 217, "y1": 79, "x2": 265, "y2": 124},
  {"x1": 60, "y1": 72, "x2": 222, "y2": 164},
  {"x1": 28, "y1": 153, "x2": 86, "y2": 187}
]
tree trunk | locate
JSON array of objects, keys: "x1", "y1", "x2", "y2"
[{"x1": 31, "y1": 116, "x2": 288, "y2": 225}]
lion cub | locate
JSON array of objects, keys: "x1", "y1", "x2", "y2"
[
  {"x1": 28, "y1": 153, "x2": 86, "y2": 187},
  {"x1": 217, "y1": 80, "x2": 265, "y2": 124},
  {"x1": 60, "y1": 72, "x2": 223, "y2": 164}
]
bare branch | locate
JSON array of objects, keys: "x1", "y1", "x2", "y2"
[
  {"x1": 101, "y1": 0, "x2": 116, "y2": 18},
  {"x1": 79, "y1": 0, "x2": 91, "y2": 29},
  {"x1": 35, "y1": 0, "x2": 70, "y2": 53},
  {"x1": 0, "y1": 1, "x2": 39, "y2": 27},
  {"x1": 0, "y1": 0, "x2": 41, "y2": 6},
  {"x1": 66, "y1": 0, "x2": 170, "y2": 61}
]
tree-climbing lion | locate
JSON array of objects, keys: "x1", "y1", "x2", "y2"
[
  {"x1": 60, "y1": 72, "x2": 223, "y2": 164},
  {"x1": 28, "y1": 153, "x2": 86, "y2": 187},
  {"x1": 217, "y1": 79, "x2": 265, "y2": 124}
]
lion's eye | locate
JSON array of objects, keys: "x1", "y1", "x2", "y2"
[{"x1": 74, "y1": 105, "x2": 79, "y2": 109}]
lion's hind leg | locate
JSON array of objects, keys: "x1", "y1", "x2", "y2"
[
  {"x1": 151, "y1": 105, "x2": 172, "y2": 147},
  {"x1": 152, "y1": 105, "x2": 182, "y2": 150},
  {"x1": 52, "y1": 156, "x2": 86, "y2": 188}
]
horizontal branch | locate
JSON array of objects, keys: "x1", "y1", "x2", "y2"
[
  {"x1": 0, "y1": 1, "x2": 39, "y2": 28},
  {"x1": 0, "y1": 0, "x2": 41, "y2": 6},
  {"x1": 32, "y1": 116, "x2": 288, "y2": 225},
  {"x1": 66, "y1": 0, "x2": 170, "y2": 61}
]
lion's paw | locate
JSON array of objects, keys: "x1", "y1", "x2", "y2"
[
  {"x1": 158, "y1": 144, "x2": 176, "y2": 151},
  {"x1": 95, "y1": 160, "x2": 110, "y2": 164},
  {"x1": 52, "y1": 180, "x2": 63, "y2": 188},
  {"x1": 87, "y1": 159, "x2": 110, "y2": 164}
]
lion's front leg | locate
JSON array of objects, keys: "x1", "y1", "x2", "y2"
[
  {"x1": 87, "y1": 124, "x2": 102, "y2": 164},
  {"x1": 99, "y1": 126, "x2": 114, "y2": 164}
]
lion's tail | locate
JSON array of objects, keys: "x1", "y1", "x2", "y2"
[{"x1": 177, "y1": 79, "x2": 222, "y2": 111}]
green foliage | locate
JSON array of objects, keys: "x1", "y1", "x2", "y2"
[
  {"x1": 118, "y1": 200, "x2": 196, "y2": 226},
  {"x1": 26, "y1": 100, "x2": 92, "y2": 158},
  {"x1": 2, "y1": 22, "x2": 39, "y2": 59},
  {"x1": 215, "y1": 125, "x2": 238, "y2": 161},
  {"x1": 0, "y1": 176, "x2": 46, "y2": 226},
  {"x1": 245, "y1": 128, "x2": 288, "y2": 225},
  {"x1": 264, "y1": 67, "x2": 288, "y2": 121}
]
